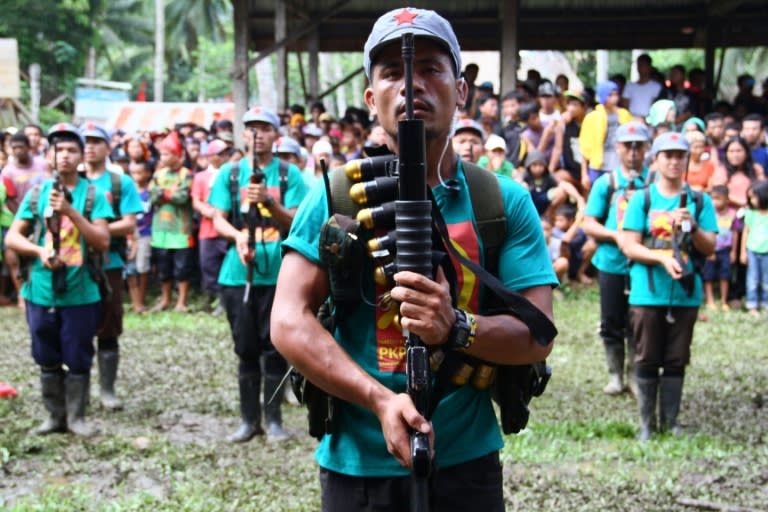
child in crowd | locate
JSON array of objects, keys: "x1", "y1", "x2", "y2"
[
  {"x1": 522, "y1": 149, "x2": 584, "y2": 219},
  {"x1": 703, "y1": 185, "x2": 737, "y2": 311},
  {"x1": 740, "y1": 180, "x2": 768, "y2": 316},
  {"x1": 553, "y1": 204, "x2": 596, "y2": 284},
  {"x1": 685, "y1": 131, "x2": 715, "y2": 192},
  {"x1": 125, "y1": 160, "x2": 153, "y2": 313},
  {"x1": 478, "y1": 134, "x2": 515, "y2": 178},
  {"x1": 542, "y1": 215, "x2": 569, "y2": 288},
  {"x1": 149, "y1": 131, "x2": 195, "y2": 313}
]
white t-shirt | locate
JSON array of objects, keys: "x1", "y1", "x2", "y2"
[
  {"x1": 623, "y1": 80, "x2": 663, "y2": 117},
  {"x1": 540, "y1": 109, "x2": 561, "y2": 125}
]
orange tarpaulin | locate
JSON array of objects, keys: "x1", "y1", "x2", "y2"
[{"x1": 106, "y1": 102, "x2": 235, "y2": 133}]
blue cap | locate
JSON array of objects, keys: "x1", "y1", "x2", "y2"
[
  {"x1": 242, "y1": 106, "x2": 280, "y2": 129},
  {"x1": 453, "y1": 118, "x2": 485, "y2": 142},
  {"x1": 616, "y1": 122, "x2": 651, "y2": 143},
  {"x1": 596, "y1": 80, "x2": 619, "y2": 104},
  {"x1": 363, "y1": 7, "x2": 462, "y2": 80},
  {"x1": 80, "y1": 122, "x2": 110, "y2": 144},
  {"x1": 47, "y1": 122, "x2": 85, "y2": 149},
  {"x1": 651, "y1": 132, "x2": 689, "y2": 156},
  {"x1": 275, "y1": 136, "x2": 302, "y2": 156}
]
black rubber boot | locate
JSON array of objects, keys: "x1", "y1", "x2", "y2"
[
  {"x1": 603, "y1": 344, "x2": 625, "y2": 395},
  {"x1": 659, "y1": 376, "x2": 684, "y2": 436},
  {"x1": 65, "y1": 373, "x2": 99, "y2": 438},
  {"x1": 636, "y1": 377, "x2": 658, "y2": 441},
  {"x1": 98, "y1": 349, "x2": 123, "y2": 410},
  {"x1": 626, "y1": 339, "x2": 638, "y2": 398},
  {"x1": 34, "y1": 369, "x2": 66, "y2": 435},
  {"x1": 227, "y1": 372, "x2": 264, "y2": 443},
  {"x1": 263, "y1": 374, "x2": 289, "y2": 443}
]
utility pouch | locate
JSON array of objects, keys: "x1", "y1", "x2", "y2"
[
  {"x1": 319, "y1": 213, "x2": 365, "y2": 310},
  {"x1": 290, "y1": 300, "x2": 337, "y2": 440},
  {"x1": 493, "y1": 361, "x2": 551, "y2": 434}
]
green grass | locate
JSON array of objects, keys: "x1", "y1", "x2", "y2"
[{"x1": 1, "y1": 287, "x2": 766, "y2": 510}]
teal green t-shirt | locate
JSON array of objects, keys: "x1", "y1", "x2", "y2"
[
  {"x1": 584, "y1": 167, "x2": 649, "y2": 274},
  {"x1": 622, "y1": 184, "x2": 718, "y2": 307},
  {"x1": 208, "y1": 157, "x2": 307, "y2": 286},
  {"x1": 282, "y1": 160, "x2": 557, "y2": 477},
  {"x1": 89, "y1": 171, "x2": 144, "y2": 270},
  {"x1": 744, "y1": 209, "x2": 768, "y2": 253},
  {"x1": 15, "y1": 177, "x2": 114, "y2": 307}
]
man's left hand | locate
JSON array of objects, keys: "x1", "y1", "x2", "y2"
[{"x1": 391, "y1": 267, "x2": 455, "y2": 345}]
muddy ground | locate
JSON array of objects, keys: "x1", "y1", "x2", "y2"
[{"x1": 1, "y1": 288, "x2": 766, "y2": 511}]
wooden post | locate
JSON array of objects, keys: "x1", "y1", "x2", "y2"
[
  {"x1": 275, "y1": 0, "x2": 287, "y2": 113},
  {"x1": 233, "y1": 0, "x2": 249, "y2": 147},
  {"x1": 499, "y1": 0, "x2": 519, "y2": 95},
  {"x1": 308, "y1": 29, "x2": 319, "y2": 103},
  {"x1": 705, "y1": 24, "x2": 716, "y2": 98}
]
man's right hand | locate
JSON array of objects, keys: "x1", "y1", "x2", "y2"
[
  {"x1": 660, "y1": 255, "x2": 683, "y2": 279},
  {"x1": 375, "y1": 393, "x2": 433, "y2": 469}
]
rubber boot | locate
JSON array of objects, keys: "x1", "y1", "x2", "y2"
[
  {"x1": 65, "y1": 373, "x2": 99, "y2": 438},
  {"x1": 98, "y1": 349, "x2": 123, "y2": 410},
  {"x1": 659, "y1": 376, "x2": 684, "y2": 436},
  {"x1": 636, "y1": 377, "x2": 658, "y2": 441},
  {"x1": 602, "y1": 344, "x2": 625, "y2": 395},
  {"x1": 264, "y1": 374, "x2": 289, "y2": 443},
  {"x1": 626, "y1": 340, "x2": 638, "y2": 398},
  {"x1": 34, "y1": 369, "x2": 66, "y2": 435},
  {"x1": 227, "y1": 372, "x2": 264, "y2": 443}
]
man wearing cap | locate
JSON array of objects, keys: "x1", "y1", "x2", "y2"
[
  {"x1": 82, "y1": 123, "x2": 143, "y2": 411},
  {"x1": 149, "y1": 130, "x2": 195, "y2": 312},
  {"x1": 538, "y1": 81, "x2": 561, "y2": 125},
  {"x1": 583, "y1": 121, "x2": 652, "y2": 398},
  {"x1": 275, "y1": 136, "x2": 305, "y2": 170},
  {"x1": 451, "y1": 118, "x2": 485, "y2": 164},
  {"x1": 272, "y1": 8, "x2": 556, "y2": 510},
  {"x1": 208, "y1": 106, "x2": 307, "y2": 443},
  {"x1": 579, "y1": 80, "x2": 633, "y2": 192},
  {"x1": 5, "y1": 124, "x2": 113, "y2": 437},
  {"x1": 192, "y1": 139, "x2": 230, "y2": 313},
  {"x1": 619, "y1": 132, "x2": 717, "y2": 440}
]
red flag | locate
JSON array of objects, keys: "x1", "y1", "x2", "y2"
[{"x1": 137, "y1": 80, "x2": 146, "y2": 102}]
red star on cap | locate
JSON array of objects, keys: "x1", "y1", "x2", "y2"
[
  {"x1": 670, "y1": 133, "x2": 679, "y2": 141},
  {"x1": 394, "y1": 8, "x2": 418, "y2": 25},
  {"x1": 628, "y1": 126, "x2": 637, "y2": 133},
  {"x1": 250, "y1": 107, "x2": 261, "y2": 114},
  {"x1": 55, "y1": 123, "x2": 66, "y2": 130}
]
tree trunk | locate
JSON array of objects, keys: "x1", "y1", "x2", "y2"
[
  {"x1": 154, "y1": 0, "x2": 165, "y2": 102},
  {"x1": 233, "y1": 0, "x2": 249, "y2": 146}
]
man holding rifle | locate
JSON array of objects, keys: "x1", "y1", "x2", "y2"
[
  {"x1": 209, "y1": 107, "x2": 307, "y2": 443},
  {"x1": 5, "y1": 124, "x2": 113, "y2": 437},
  {"x1": 272, "y1": 8, "x2": 556, "y2": 511}
]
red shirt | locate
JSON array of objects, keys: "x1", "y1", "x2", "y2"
[{"x1": 191, "y1": 167, "x2": 219, "y2": 240}]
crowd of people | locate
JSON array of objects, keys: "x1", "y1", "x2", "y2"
[{"x1": 1, "y1": 6, "x2": 768, "y2": 509}]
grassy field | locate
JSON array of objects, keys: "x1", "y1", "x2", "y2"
[{"x1": 1, "y1": 287, "x2": 766, "y2": 511}]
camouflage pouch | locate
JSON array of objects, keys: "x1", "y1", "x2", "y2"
[{"x1": 319, "y1": 213, "x2": 366, "y2": 310}]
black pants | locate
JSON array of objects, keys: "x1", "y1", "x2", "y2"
[
  {"x1": 220, "y1": 285, "x2": 286, "y2": 376},
  {"x1": 320, "y1": 452, "x2": 504, "y2": 512},
  {"x1": 598, "y1": 270, "x2": 633, "y2": 350}
]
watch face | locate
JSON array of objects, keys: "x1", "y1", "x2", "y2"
[{"x1": 455, "y1": 329, "x2": 470, "y2": 349}]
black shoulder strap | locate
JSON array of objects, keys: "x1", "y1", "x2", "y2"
[
  {"x1": 462, "y1": 162, "x2": 507, "y2": 277},
  {"x1": 428, "y1": 189, "x2": 557, "y2": 347},
  {"x1": 84, "y1": 185, "x2": 96, "y2": 220},
  {"x1": 109, "y1": 171, "x2": 122, "y2": 219},
  {"x1": 278, "y1": 160, "x2": 289, "y2": 206},
  {"x1": 643, "y1": 185, "x2": 651, "y2": 219},
  {"x1": 229, "y1": 164, "x2": 242, "y2": 228},
  {"x1": 599, "y1": 171, "x2": 617, "y2": 225},
  {"x1": 30, "y1": 185, "x2": 41, "y2": 218}
]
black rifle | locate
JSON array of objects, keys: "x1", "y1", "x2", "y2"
[
  {"x1": 396, "y1": 33, "x2": 432, "y2": 512},
  {"x1": 243, "y1": 131, "x2": 265, "y2": 304},
  {"x1": 667, "y1": 153, "x2": 694, "y2": 322},
  {"x1": 45, "y1": 149, "x2": 71, "y2": 299}
]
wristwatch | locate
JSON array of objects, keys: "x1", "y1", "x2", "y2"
[
  {"x1": 448, "y1": 308, "x2": 477, "y2": 350},
  {"x1": 263, "y1": 195, "x2": 275, "y2": 207}
]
